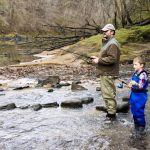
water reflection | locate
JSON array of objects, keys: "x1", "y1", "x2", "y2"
[{"x1": 0, "y1": 44, "x2": 41, "y2": 66}]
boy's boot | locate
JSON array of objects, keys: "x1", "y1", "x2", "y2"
[
  {"x1": 131, "y1": 124, "x2": 139, "y2": 136},
  {"x1": 138, "y1": 126, "x2": 146, "y2": 135}
]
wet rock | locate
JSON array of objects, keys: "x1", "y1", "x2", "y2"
[
  {"x1": 81, "y1": 97, "x2": 94, "y2": 104},
  {"x1": 38, "y1": 76, "x2": 60, "y2": 87},
  {"x1": 13, "y1": 86, "x2": 29, "y2": 90},
  {"x1": 52, "y1": 83, "x2": 62, "y2": 88},
  {"x1": 96, "y1": 102, "x2": 130, "y2": 113},
  {"x1": 61, "y1": 99, "x2": 83, "y2": 108},
  {"x1": 0, "y1": 88, "x2": 4, "y2": 92},
  {"x1": 47, "y1": 88, "x2": 54, "y2": 92},
  {"x1": 42, "y1": 102, "x2": 59, "y2": 108},
  {"x1": 96, "y1": 106, "x2": 107, "y2": 112},
  {"x1": 117, "y1": 102, "x2": 130, "y2": 113},
  {"x1": 59, "y1": 81, "x2": 71, "y2": 87},
  {"x1": 19, "y1": 105, "x2": 30, "y2": 110},
  {"x1": 122, "y1": 96, "x2": 130, "y2": 102},
  {"x1": 30, "y1": 104, "x2": 42, "y2": 111},
  {"x1": 0, "y1": 103, "x2": 16, "y2": 110},
  {"x1": 71, "y1": 82, "x2": 87, "y2": 91},
  {"x1": 43, "y1": 83, "x2": 53, "y2": 88},
  {"x1": 72, "y1": 80, "x2": 81, "y2": 84},
  {"x1": 96, "y1": 87, "x2": 101, "y2": 91}
]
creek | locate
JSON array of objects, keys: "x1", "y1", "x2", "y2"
[
  {"x1": 0, "y1": 39, "x2": 150, "y2": 149},
  {"x1": 0, "y1": 80, "x2": 136, "y2": 150}
]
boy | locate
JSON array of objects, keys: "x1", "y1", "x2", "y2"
[{"x1": 128, "y1": 56, "x2": 149, "y2": 136}]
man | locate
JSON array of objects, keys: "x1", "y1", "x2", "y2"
[{"x1": 91, "y1": 24, "x2": 120, "y2": 122}]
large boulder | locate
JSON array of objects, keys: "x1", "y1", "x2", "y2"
[{"x1": 38, "y1": 76, "x2": 60, "y2": 87}]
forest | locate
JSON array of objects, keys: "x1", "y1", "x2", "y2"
[{"x1": 0, "y1": 0, "x2": 150, "y2": 33}]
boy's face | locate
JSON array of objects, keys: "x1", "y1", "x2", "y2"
[{"x1": 133, "y1": 60, "x2": 144, "y2": 72}]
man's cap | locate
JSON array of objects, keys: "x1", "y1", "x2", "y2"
[{"x1": 101, "y1": 24, "x2": 115, "y2": 31}]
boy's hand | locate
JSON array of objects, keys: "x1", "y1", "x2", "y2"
[
  {"x1": 125, "y1": 80, "x2": 138, "y2": 89},
  {"x1": 125, "y1": 84, "x2": 132, "y2": 89},
  {"x1": 129, "y1": 80, "x2": 137, "y2": 86}
]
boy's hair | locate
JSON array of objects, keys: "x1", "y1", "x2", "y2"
[{"x1": 133, "y1": 56, "x2": 146, "y2": 66}]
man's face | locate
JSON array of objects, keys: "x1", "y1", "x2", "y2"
[{"x1": 102, "y1": 30, "x2": 113, "y2": 39}]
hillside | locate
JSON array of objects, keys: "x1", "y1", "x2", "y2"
[{"x1": 25, "y1": 24, "x2": 150, "y2": 66}]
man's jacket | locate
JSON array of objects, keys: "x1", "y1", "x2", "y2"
[{"x1": 97, "y1": 37, "x2": 120, "y2": 76}]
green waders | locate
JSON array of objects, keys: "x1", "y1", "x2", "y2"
[{"x1": 100, "y1": 76, "x2": 117, "y2": 115}]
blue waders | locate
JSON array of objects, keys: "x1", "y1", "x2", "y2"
[{"x1": 130, "y1": 71, "x2": 148, "y2": 127}]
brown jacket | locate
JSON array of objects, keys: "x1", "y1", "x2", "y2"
[{"x1": 96, "y1": 37, "x2": 120, "y2": 76}]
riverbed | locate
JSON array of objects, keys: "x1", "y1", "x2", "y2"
[
  {"x1": 0, "y1": 77, "x2": 150, "y2": 150},
  {"x1": 0, "y1": 41, "x2": 150, "y2": 149}
]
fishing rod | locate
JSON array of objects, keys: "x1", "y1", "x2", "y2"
[
  {"x1": 60, "y1": 48, "x2": 129, "y2": 87},
  {"x1": 59, "y1": 48, "x2": 93, "y2": 61}
]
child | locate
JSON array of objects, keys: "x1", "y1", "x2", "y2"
[{"x1": 128, "y1": 56, "x2": 149, "y2": 136}]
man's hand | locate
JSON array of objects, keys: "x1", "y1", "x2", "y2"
[{"x1": 90, "y1": 56, "x2": 99, "y2": 64}]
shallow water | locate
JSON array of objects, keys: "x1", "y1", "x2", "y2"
[
  {"x1": 0, "y1": 80, "x2": 134, "y2": 150},
  {"x1": 0, "y1": 41, "x2": 44, "y2": 67}
]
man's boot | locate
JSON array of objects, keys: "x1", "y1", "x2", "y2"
[{"x1": 104, "y1": 113, "x2": 116, "y2": 123}]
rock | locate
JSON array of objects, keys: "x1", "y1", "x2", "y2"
[
  {"x1": 96, "y1": 102, "x2": 130, "y2": 113},
  {"x1": 117, "y1": 103, "x2": 130, "y2": 113},
  {"x1": 96, "y1": 106, "x2": 107, "y2": 112},
  {"x1": 61, "y1": 99, "x2": 83, "y2": 108},
  {"x1": 38, "y1": 76, "x2": 60, "y2": 86},
  {"x1": 122, "y1": 96, "x2": 130, "y2": 102},
  {"x1": 13, "y1": 86, "x2": 29, "y2": 90},
  {"x1": 42, "y1": 102, "x2": 59, "y2": 108},
  {"x1": 59, "y1": 81, "x2": 71, "y2": 87},
  {"x1": 71, "y1": 82, "x2": 87, "y2": 91},
  {"x1": 72, "y1": 80, "x2": 81, "y2": 84},
  {"x1": 19, "y1": 105, "x2": 30, "y2": 110},
  {"x1": 0, "y1": 88, "x2": 4, "y2": 92},
  {"x1": 81, "y1": 97, "x2": 94, "y2": 104},
  {"x1": 52, "y1": 83, "x2": 62, "y2": 88},
  {"x1": 43, "y1": 83, "x2": 53, "y2": 88},
  {"x1": 0, "y1": 103, "x2": 16, "y2": 111},
  {"x1": 47, "y1": 88, "x2": 54, "y2": 92},
  {"x1": 30, "y1": 104, "x2": 42, "y2": 111},
  {"x1": 96, "y1": 87, "x2": 101, "y2": 91}
]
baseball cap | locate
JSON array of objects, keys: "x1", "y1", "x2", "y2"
[{"x1": 101, "y1": 24, "x2": 115, "y2": 31}]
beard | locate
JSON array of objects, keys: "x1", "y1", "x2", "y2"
[{"x1": 102, "y1": 35, "x2": 109, "y2": 44}]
